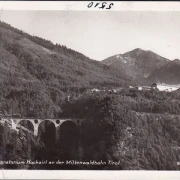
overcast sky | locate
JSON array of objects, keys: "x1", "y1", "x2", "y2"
[{"x1": 1, "y1": 11, "x2": 180, "y2": 61}]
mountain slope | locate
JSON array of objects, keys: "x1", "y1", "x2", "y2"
[
  {"x1": 0, "y1": 21, "x2": 131, "y2": 88},
  {"x1": 148, "y1": 59, "x2": 180, "y2": 84},
  {"x1": 102, "y1": 48, "x2": 170, "y2": 82},
  {"x1": 0, "y1": 21, "x2": 132, "y2": 117}
]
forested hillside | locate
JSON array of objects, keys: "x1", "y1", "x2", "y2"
[
  {"x1": 0, "y1": 21, "x2": 131, "y2": 117},
  {"x1": 148, "y1": 59, "x2": 180, "y2": 84},
  {"x1": 0, "y1": 122, "x2": 39, "y2": 169},
  {"x1": 2, "y1": 89, "x2": 180, "y2": 170},
  {"x1": 62, "y1": 90, "x2": 180, "y2": 170}
]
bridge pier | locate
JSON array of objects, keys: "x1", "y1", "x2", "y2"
[
  {"x1": 11, "y1": 119, "x2": 17, "y2": 130},
  {"x1": 34, "y1": 124, "x2": 39, "y2": 136},
  {"x1": 55, "y1": 126, "x2": 61, "y2": 146}
]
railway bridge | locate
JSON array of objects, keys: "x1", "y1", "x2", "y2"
[{"x1": 2, "y1": 117, "x2": 83, "y2": 143}]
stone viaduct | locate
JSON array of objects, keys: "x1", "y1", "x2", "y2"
[{"x1": 3, "y1": 118, "x2": 82, "y2": 143}]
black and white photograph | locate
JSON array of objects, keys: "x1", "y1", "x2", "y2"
[{"x1": 0, "y1": 1, "x2": 180, "y2": 176}]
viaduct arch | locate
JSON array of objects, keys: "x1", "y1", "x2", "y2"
[{"x1": 8, "y1": 118, "x2": 82, "y2": 144}]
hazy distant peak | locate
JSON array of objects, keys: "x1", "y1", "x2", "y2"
[
  {"x1": 148, "y1": 57, "x2": 180, "y2": 85},
  {"x1": 131, "y1": 48, "x2": 144, "y2": 52},
  {"x1": 124, "y1": 48, "x2": 144, "y2": 56},
  {"x1": 173, "y1": 59, "x2": 180, "y2": 63},
  {"x1": 123, "y1": 48, "x2": 158, "y2": 58},
  {"x1": 102, "y1": 48, "x2": 170, "y2": 81}
]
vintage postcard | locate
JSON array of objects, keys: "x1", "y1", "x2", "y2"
[{"x1": 0, "y1": 1, "x2": 180, "y2": 179}]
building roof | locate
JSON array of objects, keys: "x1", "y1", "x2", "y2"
[{"x1": 152, "y1": 83, "x2": 180, "y2": 88}]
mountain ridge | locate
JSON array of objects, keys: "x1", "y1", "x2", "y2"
[
  {"x1": 0, "y1": 20, "x2": 133, "y2": 117},
  {"x1": 148, "y1": 58, "x2": 180, "y2": 84},
  {"x1": 1, "y1": 19, "x2": 180, "y2": 118},
  {"x1": 102, "y1": 48, "x2": 172, "y2": 84}
]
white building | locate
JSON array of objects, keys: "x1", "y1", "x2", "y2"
[
  {"x1": 141, "y1": 86, "x2": 151, "y2": 91},
  {"x1": 91, "y1": 88, "x2": 101, "y2": 92},
  {"x1": 151, "y1": 83, "x2": 180, "y2": 92}
]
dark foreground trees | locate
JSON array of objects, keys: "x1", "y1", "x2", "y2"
[
  {"x1": 62, "y1": 91, "x2": 180, "y2": 170},
  {"x1": 1, "y1": 90, "x2": 180, "y2": 170}
]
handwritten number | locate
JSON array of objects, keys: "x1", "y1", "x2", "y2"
[
  {"x1": 87, "y1": 2, "x2": 114, "y2": 9},
  {"x1": 99, "y1": 2, "x2": 107, "y2": 9},
  {"x1": 94, "y1": 3, "x2": 99, "y2": 8},
  {"x1": 106, "y1": 3, "x2": 114, "y2": 9},
  {"x1": 87, "y1": 2, "x2": 93, "y2": 8}
]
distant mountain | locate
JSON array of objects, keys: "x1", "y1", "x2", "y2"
[
  {"x1": 148, "y1": 59, "x2": 180, "y2": 85},
  {"x1": 102, "y1": 48, "x2": 170, "y2": 83},
  {"x1": 0, "y1": 21, "x2": 131, "y2": 117}
]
